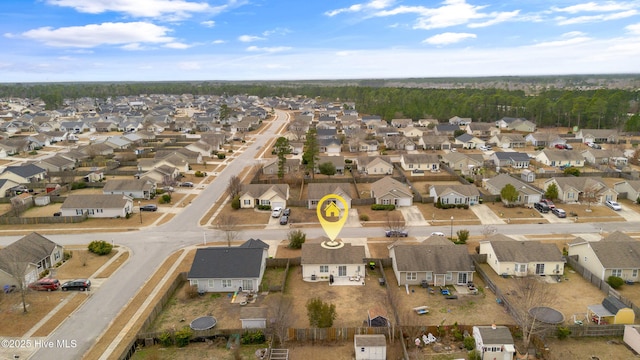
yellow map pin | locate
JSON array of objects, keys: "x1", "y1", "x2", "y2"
[{"x1": 316, "y1": 193, "x2": 349, "y2": 242}]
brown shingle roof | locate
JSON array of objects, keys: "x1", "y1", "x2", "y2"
[
  {"x1": 391, "y1": 244, "x2": 473, "y2": 273},
  {"x1": 301, "y1": 243, "x2": 365, "y2": 265}
]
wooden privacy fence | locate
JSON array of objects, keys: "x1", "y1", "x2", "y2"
[{"x1": 287, "y1": 326, "x2": 395, "y2": 342}]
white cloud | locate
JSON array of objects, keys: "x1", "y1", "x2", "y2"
[
  {"x1": 423, "y1": 32, "x2": 476, "y2": 45},
  {"x1": 212, "y1": 39, "x2": 226, "y2": 44},
  {"x1": 555, "y1": 9, "x2": 637, "y2": 25},
  {"x1": 164, "y1": 42, "x2": 192, "y2": 49},
  {"x1": 46, "y1": 0, "x2": 211, "y2": 19},
  {"x1": 562, "y1": 31, "x2": 587, "y2": 38},
  {"x1": 532, "y1": 36, "x2": 592, "y2": 47},
  {"x1": 468, "y1": 10, "x2": 519, "y2": 28},
  {"x1": 246, "y1": 46, "x2": 291, "y2": 53},
  {"x1": 551, "y1": 1, "x2": 635, "y2": 14},
  {"x1": 325, "y1": 0, "x2": 394, "y2": 16},
  {"x1": 21, "y1": 22, "x2": 174, "y2": 48},
  {"x1": 201, "y1": 20, "x2": 216, "y2": 28},
  {"x1": 262, "y1": 28, "x2": 291, "y2": 37},
  {"x1": 238, "y1": 35, "x2": 264, "y2": 42},
  {"x1": 627, "y1": 22, "x2": 640, "y2": 34}
]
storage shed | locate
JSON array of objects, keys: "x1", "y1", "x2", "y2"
[
  {"x1": 367, "y1": 306, "x2": 390, "y2": 327},
  {"x1": 240, "y1": 307, "x2": 267, "y2": 329},
  {"x1": 587, "y1": 296, "x2": 635, "y2": 325},
  {"x1": 623, "y1": 325, "x2": 640, "y2": 354},
  {"x1": 354, "y1": 334, "x2": 386, "y2": 360}
]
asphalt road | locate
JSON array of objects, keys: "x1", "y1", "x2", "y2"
[{"x1": 4, "y1": 109, "x2": 640, "y2": 359}]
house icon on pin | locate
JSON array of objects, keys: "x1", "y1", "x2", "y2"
[{"x1": 323, "y1": 201, "x2": 341, "y2": 218}]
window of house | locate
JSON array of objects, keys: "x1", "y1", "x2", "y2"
[
  {"x1": 76, "y1": 209, "x2": 83, "y2": 215},
  {"x1": 320, "y1": 265, "x2": 328, "y2": 273},
  {"x1": 97, "y1": 209, "x2": 103, "y2": 213},
  {"x1": 633, "y1": 269, "x2": 638, "y2": 278},
  {"x1": 426, "y1": 273, "x2": 432, "y2": 281},
  {"x1": 88, "y1": 209, "x2": 95, "y2": 215},
  {"x1": 260, "y1": 200, "x2": 270, "y2": 206},
  {"x1": 208, "y1": 280, "x2": 214, "y2": 288},
  {"x1": 243, "y1": 199, "x2": 251, "y2": 205},
  {"x1": 612, "y1": 269, "x2": 622, "y2": 277},
  {"x1": 382, "y1": 199, "x2": 390, "y2": 205},
  {"x1": 446, "y1": 273, "x2": 452, "y2": 281},
  {"x1": 222, "y1": 279, "x2": 232, "y2": 288},
  {"x1": 408, "y1": 164, "x2": 413, "y2": 169},
  {"x1": 584, "y1": 256, "x2": 588, "y2": 262},
  {"x1": 406, "y1": 272, "x2": 417, "y2": 281}
]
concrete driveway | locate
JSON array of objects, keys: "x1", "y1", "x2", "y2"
[
  {"x1": 470, "y1": 204, "x2": 506, "y2": 224},
  {"x1": 616, "y1": 205, "x2": 640, "y2": 222},
  {"x1": 399, "y1": 206, "x2": 429, "y2": 226}
]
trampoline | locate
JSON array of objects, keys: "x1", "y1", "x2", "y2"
[
  {"x1": 190, "y1": 316, "x2": 217, "y2": 331},
  {"x1": 529, "y1": 306, "x2": 564, "y2": 324}
]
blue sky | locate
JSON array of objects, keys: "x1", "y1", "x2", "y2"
[{"x1": 2, "y1": 0, "x2": 640, "y2": 82}]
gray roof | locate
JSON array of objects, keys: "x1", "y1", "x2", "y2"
[
  {"x1": 602, "y1": 295, "x2": 628, "y2": 313},
  {"x1": 475, "y1": 326, "x2": 514, "y2": 345},
  {"x1": 589, "y1": 231, "x2": 640, "y2": 268},
  {"x1": 103, "y1": 179, "x2": 154, "y2": 192},
  {"x1": 539, "y1": 149, "x2": 583, "y2": 161},
  {"x1": 61, "y1": 194, "x2": 131, "y2": 209},
  {"x1": 550, "y1": 176, "x2": 608, "y2": 193},
  {"x1": 484, "y1": 236, "x2": 563, "y2": 262},
  {"x1": 301, "y1": 242, "x2": 365, "y2": 265},
  {"x1": 307, "y1": 183, "x2": 351, "y2": 200},
  {"x1": 240, "y1": 306, "x2": 268, "y2": 319},
  {"x1": 188, "y1": 247, "x2": 265, "y2": 279},
  {"x1": 0, "y1": 232, "x2": 60, "y2": 274},
  {"x1": 2, "y1": 164, "x2": 46, "y2": 178},
  {"x1": 391, "y1": 244, "x2": 473, "y2": 272},
  {"x1": 401, "y1": 153, "x2": 439, "y2": 164},
  {"x1": 37, "y1": 154, "x2": 75, "y2": 167},
  {"x1": 436, "y1": 124, "x2": 459, "y2": 132},
  {"x1": 485, "y1": 174, "x2": 542, "y2": 196},
  {"x1": 430, "y1": 184, "x2": 480, "y2": 197},
  {"x1": 354, "y1": 334, "x2": 386, "y2": 347},
  {"x1": 241, "y1": 184, "x2": 289, "y2": 200},
  {"x1": 493, "y1": 152, "x2": 530, "y2": 162},
  {"x1": 371, "y1": 176, "x2": 412, "y2": 198},
  {"x1": 456, "y1": 133, "x2": 474, "y2": 142},
  {"x1": 239, "y1": 238, "x2": 270, "y2": 249}
]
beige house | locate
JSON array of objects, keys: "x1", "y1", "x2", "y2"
[
  {"x1": 441, "y1": 152, "x2": 484, "y2": 176},
  {"x1": 357, "y1": 156, "x2": 393, "y2": 175},
  {"x1": 0, "y1": 232, "x2": 64, "y2": 287},
  {"x1": 489, "y1": 133, "x2": 526, "y2": 148},
  {"x1": 429, "y1": 184, "x2": 480, "y2": 206},
  {"x1": 370, "y1": 176, "x2": 413, "y2": 207},
  {"x1": 479, "y1": 234, "x2": 564, "y2": 277},
  {"x1": 307, "y1": 183, "x2": 352, "y2": 209},
  {"x1": 239, "y1": 184, "x2": 290, "y2": 209},
  {"x1": 543, "y1": 176, "x2": 617, "y2": 204},
  {"x1": 568, "y1": 231, "x2": 640, "y2": 284},
  {"x1": 60, "y1": 194, "x2": 133, "y2": 218},
  {"x1": 399, "y1": 153, "x2": 440, "y2": 172},
  {"x1": 301, "y1": 242, "x2": 366, "y2": 283},
  {"x1": 400, "y1": 126, "x2": 424, "y2": 138},
  {"x1": 535, "y1": 149, "x2": 584, "y2": 168}
]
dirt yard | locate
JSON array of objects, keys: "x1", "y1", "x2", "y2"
[
  {"x1": 544, "y1": 336, "x2": 638, "y2": 359},
  {"x1": 413, "y1": 202, "x2": 481, "y2": 225}
]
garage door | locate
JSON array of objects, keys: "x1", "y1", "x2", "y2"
[
  {"x1": 396, "y1": 198, "x2": 413, "y2": 207},
  {"x1": 272, "y1": 202, "x2": 284, "y2": 209}
]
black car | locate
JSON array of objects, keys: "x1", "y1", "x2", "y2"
[
  {"x1": 283, "y1": 208, "x2": 291, "y2": 216},
  {"x1": 385, "y1": 230, "x2": 408, "y2": 237},
  {"x1": 279, "y1": 215, "x2": 289, "y2": 225},
  {"x1": 61, "y1": 279, "x2": 91, "y2": 291},
  {"x1": 180, "y1": 182, "x2": 194, "y2": 187},
  {"x1": 53, "y1": 211, "x2": 62, "y2": 216},
  {"x1": 140, "y1": 204, "x2": 158, "y2": 212}
]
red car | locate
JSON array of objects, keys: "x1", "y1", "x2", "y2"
[
  {"x1": 540, "y1": 199, "x2": 556, "y2": 209},
  {"x1": 28, "y1": 278, "x2": 60, "y2": 291}
]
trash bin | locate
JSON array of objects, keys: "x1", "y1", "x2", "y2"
[
  {"x1": 311, "y1": 274, "x2": 316, "y2": 281},
  {"x1": 378, "y1": 278, "x2": 385, "y2": 286},
  {"x1": 421, "y1": 280, "x2": 428, "y2": 288}
]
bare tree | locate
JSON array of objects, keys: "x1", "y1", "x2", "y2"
[
  {"x1": 347, "y1": 128, "x2": 366, "y2": 152},
  {"x1": 10, "y1": 196, "x2": 29, "y2": 217},
  {"x1": 581, "y1": 183, "x2": 600, "y2": 211},
  {"x1": 288, "y1": 120, "x2": 307, "y2": 141},
  {"x1": 505, "y1": 276, "x2": 555, "y2": 355},
  {"x1": 385, "y1": 212, "x2": 407, "y2": 240},
  {"x1": 216, "y1": 214, "x2": 239, "y2": 247},
  {"x1": 0, "y1": 249, "x2": 34, "y2": 313},
  {"x1": 59, "y1": 169, "x2": 77, "y2": 186},
  {"x1": 227, "y1": 175, "x2": 242, "y2": 199},
  {"x1": 77, "y1": 249, "x2": 88, "y2": 267},
  {"x1": 266, "y1": 294, "x2": 296, "y2": 346}
]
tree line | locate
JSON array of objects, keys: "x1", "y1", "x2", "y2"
[{"x1": 1, "y1": 81, "x2": 638, "y2": 130}]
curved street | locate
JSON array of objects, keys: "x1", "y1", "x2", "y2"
[{"x1": 0, "y1": 109, "x2": 636, "y2": 358}]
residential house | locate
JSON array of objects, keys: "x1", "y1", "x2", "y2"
[
  {"x1": 0, "y1": 232, "x2": 64, "y2": 287},
  {"x1": 357, "y1": 156, "x2": 393, "y2": 175},
  {"x1": 466, "y1": 122, "x2": 498, "y2": 138},
  {"x1": 362, "y1": 116, "x2": 385, "y2": 130},
  {"x1": 307, "y1": 183, "x2": 352, "y2": 209},
  {"x1": 80, "y1": 143, "x2": 114, "y2": 157},
  {"x1": 0, "y1": 138, "x2": 31, "y2": 155},
  {"x1": 576, "y1": 129, "x2": 618, "y2": 144},
  {"x1": 389, "y1": 240, "x2": 475, "y2": 286},
  {"x1": 317, "y1": 156, "x2": 345, "y2": 174},
  {"x1": 370, "y1": 176, "x2": 413, "y2": 207},
  {"x1": 0, "y1": 179, "x2": 20, "y2": 198},
  {"x1": 350, "y1": 139, "x2": 379, "y2": 153},
  {"x1": 614, "y1": 180, "x2": 640, "y2": 201},
  {"x1": 59, "y1": 121, "x2": 88, "y2": 134},
  {"x1": 140, "y1": 164, "x2": 181, "y2": 185},
  {"x1": 417, "y1": 118, "x2": 438, "y2": 127},
  {"x1": 261, "y1": 158, "x2": 301, "y2": 176},
  {"x1": 155, "y1": 148, "x2": 202, "y2": 165},
  {"x1": 0, "y1": 164, "x2": 47, "y2": 183},
  {"x1": 319, "y1": 138, "x2": 342, "y2": 155},
  {"x1": 187, "y1": 239, "x2": 269, "y2": 293},
  {"x1": 525, "y1": 132, "x2": 566, "y2": 148},
  {"x1": 472, "y1": 325, "x2": 516, "y2": 360},
  {"x1": 483, "y1": 174, "x2": 543, "y2": 205},
  {"x1": 455, "y1": 133, "x2": 484, "y2": 149},
  {"x1": 384, "y1": 135, "x2": 416, "y2": 151},
  {"x1": 102, "y1": 179, "x2": 156, "y2": 199},
  {"x1": 441, "y1": 152, "x2": 484, "y2": 176},
  {"x1": 31, "y1": 154, "x2": 76, "y2": 172},
  {"x1": 60, "y1": 194, "x2": 133, "y2": 218},
  {"x1": 301, "y1": 242, "x2": 366, "y2": 283},
  {"x1": 581, "y1": 148, "x2": 624, "y2": 165},
  {"x1": 419, "y1": 135, "x2": 451, "y2": 150},
  {"x1": 507, "y1": 118, "x2": 536, "y2": 132},
  {"x1": 391, "y1": 118, "x2": 412, "y2": 128},
  {"x1": 496, "y1": 117, "x2": 526, "y2": 129},
  {"x1": 239, "y1": 184, "x2": 290, "y2": 209},
  {"x1": 449, "y1": 116, "x2": 472, "y2": 126},
  {"x1": 400, "y1": 126, "x2": 424, "y2": 138},
  {"x1": 434, "y1": 123, "x2": 459, "y2": 136},
  {"x1": 543, "y1": 176, "x2": 616, "y2": 204},
  {"x1": 399, "y1": 154, "x2": 440, "y2": 173},
  {"x1": 489, "y1": 133, "x2": 526, "y2": 148},
  {"x1": 374, "y1": 127, "x2": 401, "y2": 137},
  {"x1": 535, "y1": 149, "x2": 584, "y2": 168},
  {"x1": 568, "y1": 231, "x2": 639, "y2": 284},
  {"x1": 490, "y1": 152, "x2": 530, "y2": 169},
  {"x1": 429, "y1": 184, "x2": 480, "y2": 206},
  {"x1": 479, "y1": 234, "x2": 564, "y2": 277}
]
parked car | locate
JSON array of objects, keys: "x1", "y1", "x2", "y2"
[
  {"x1": 53, "y1": 211, "x2": 62, "y2": 216},
  {"x1": 552, "y1": 208, "x2": 566, "y2": 218},
  {"x1": 140, "y1": 204, "x2": 158, "y2": 212},
  {"x1": 564, "y1": 144, "x2": 573, "y2": 150},
  {"x1": 180, "y1": 182, "x2": 194, "y2": 187},
  {"x1": 61, "y1": 279, "x2": 91, "y2": 291},
  {"x1": 479, "y1": 145, "x2": 492, "y2": 151},
  {"x1": 29, "y1": 278, "x2": 60, "y2": 291},
  {"x1": 283, "y1": 208, "x2": 291, "y2": 216},
  {"x1": 162, "y1": 186, "x2": 174, "y2": 192},
  {"x1": 279, "y1": 215, "x2": 289, "y2": 225},
  {"x1": 534, "y1": 202, "x2": 550, "y2": 213},
  {"x1": 540, "y1": 199, "x2": 555, "y2": 209},
  {"x1": 431, "y1": 231, "x2": 445, "y2": 236},
  {"x1": 605, "y1": 200, "x2": 622, "y2": 211},
  {"x1": 555, "y1": 144, "x2": 566, "y2": 149},
  {"x1": 385, "y1": 230, "x2": 408, "y2": 237},
  {"x1": 271, "y1": 207, "x2": 283, "y2": 218}
]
